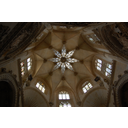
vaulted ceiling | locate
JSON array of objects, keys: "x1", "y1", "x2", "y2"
[{"x1": 32, "y1": 27, "x2": 97, "y2": 94}]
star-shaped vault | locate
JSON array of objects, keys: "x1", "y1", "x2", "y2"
[{"x1": 48, "y1": 45, "x2": 79, "y2": 73}]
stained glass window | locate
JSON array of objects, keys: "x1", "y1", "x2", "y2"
[
  {"x1": 27, "y1": 58, "x2": 32, "y2": 70},
  {"x1": 21, "y1": 62, "x2": 25, "y2": 76},
  {"x1": 20, "y1": 57, "x2": 32, "y2": 77}
]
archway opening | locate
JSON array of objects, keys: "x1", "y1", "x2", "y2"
[
  {"x1": 120, "y1": 82, "x2": 128, "y2": 107},
  {"x1": 0, "y1": 81, "x2": 14, "y2": 107}
]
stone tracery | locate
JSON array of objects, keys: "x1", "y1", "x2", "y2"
[{"x1": 49, "y1": 45, "x2": 79, "y2": 73}]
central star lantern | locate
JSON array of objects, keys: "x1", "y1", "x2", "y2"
[{"x1": 49, "y1": 45, "x2": 79, "y2": 73}]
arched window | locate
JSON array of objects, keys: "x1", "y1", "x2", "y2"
[
  {"x1": 58, "y1": 91, "x2": 71, "y2": 107},
  {"x1": 82, "y1": 81, "x2": 93, "y2": 93},
  {"x1": 95, "y1": 59, "x2": 112, "y2": 78},
  {"x1": 59, "y1": 91, "x2": 70, "y2": 100},
  {"x1": 105, "y1": 63, "x2": 112, "y2": 77},
  {"x1": 86, "y1": 33, "x2": 100, "y2": 44},
  {"x1": 21, "y1": 62, "x2": 25, "y2": 76},
  {"x1": 95, "y1": 59, "x2": 102, "y2": 71},
  {"x1": 20, "y1": 57, "x2": 32, "y2": 77},
  {"x1": 27, "y1": 58, "x2": 32, "y2": 70},
  {"x1": 36, "y1": 81, "x2": 45, "y2": 93},
  {"x1": 59, "y1": 101, "x2": 71, "y2": 107}
]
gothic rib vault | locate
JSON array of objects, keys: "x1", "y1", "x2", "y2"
[
  {"x1": 28, "y1": 26, "x2": 102, "y2": 107},
  {"x1": 49, "y1": 45, "x2": 79, "y2": 73},
  {"x1": 2, "y1": 23, "x2": 128, "y2": 107}
]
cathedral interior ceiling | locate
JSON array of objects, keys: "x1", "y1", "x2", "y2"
[
  {"x1": 2, "y1": 22, "x2": 127, "y2": 107},
  {"x1": 31, "y1": 27, "x2": 97, "y2": 93}
]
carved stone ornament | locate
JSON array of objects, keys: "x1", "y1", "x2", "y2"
[
  {"x1": 49, "y1": 102, "x2": 54, "y2": 107},
  {"x1": 10, "y1": 31, "x2": 28, "y2": 48},
  {"x1": 112, "y1": 32, "x2": 128, "y2": 50},
  {"x1": 101, "y1": 23, "x2": 128, "y2": 60},
  {"x1": 77, "y1": 101, "x2": 81, "y2": 106},
  {"x1": 0, "y1": 24, "x2": 10, "y2": 41},
  {"x1": 0, "y1": 23, "x2": 42, "y2": 63}
]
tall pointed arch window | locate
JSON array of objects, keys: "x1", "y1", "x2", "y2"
[
  {"x1": 58, "y1": 91, "x2": 71, "y2": 107},
  {"x1": 82, "y1": 81, "x2": 93, "y2": 93},
  {"x1": 95, "y1": 59, "x2": 102, "y2": 71},
  {"x1": 36, "y1": 81, "x2": 45, "y2": 93},
  {"x1": 21, "y1": 62, "x2": 25, "y2": 76},
  {"x1": 20, "y1": 57, "x2": 33, "y2": 77},
  {"x1": 105, "y1": 63, "x2": 112, "y2": 77},
  {"x1": 27, "y1": 58, "x2": 32, "y2": 70}
]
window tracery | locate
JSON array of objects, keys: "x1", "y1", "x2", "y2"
[
  {"x1": 27, "y1": 58, "x2": 32, "y2": 70},
  {"x1": 86, "y1": 33, "x2": 100, "y2": 44},
  {"x1": 58, "y1": 91, "x2": 71, "y2": 107},
  {"x1": 82, "y1": 81, "x2": 93, "y2": 93},
  {"x1": 49, "y1": 45, "x2": 79, "y2": 73},
  {"x1": 105, "y1": 63, "x2": 112, "y2": 77},
  {"x1": 95, "y1": 59, "x2": 112, "y2": 78},
  {"x1": 59, "y1": 91, "x2": 70, "y2": 100},
  {"x1": 21, "y1": 62, "x2": 25, "y2": 76},
  {"x1": 20, "y1": 57, "x2": 32, "y2": 77},
  {"x1": 95, "y1": 59, "x2": 102, "y2": 71},
  {"x1": 36, "y1": 81, "x2": 45, "y2": 93},
  {"x1": 59, "y1": 101, "x2": 71, "y2": 107}
]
